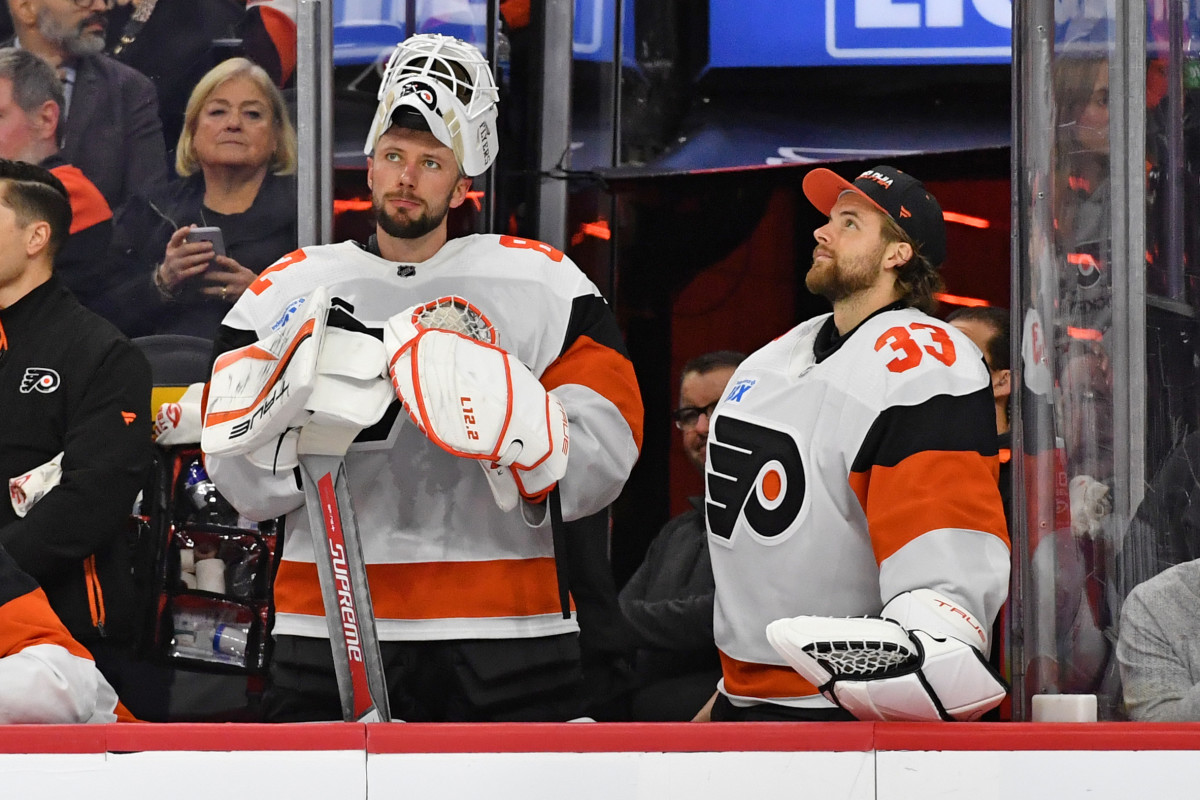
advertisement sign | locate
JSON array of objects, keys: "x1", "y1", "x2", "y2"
[{"x1": 709, "y1": 0, "x2": 1013, "y2": 68}]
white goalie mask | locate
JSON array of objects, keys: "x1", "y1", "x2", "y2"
[{"x1": 364, "y1": 33, "x2": 500, "y2": 177}]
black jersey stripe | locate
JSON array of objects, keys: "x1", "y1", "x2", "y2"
[
  {"x1": 558, "y1": 294, "x2": 630, "y2": 360},
  {"x1": 851, "y1": 386, "x2": 999, "y2": 473}
]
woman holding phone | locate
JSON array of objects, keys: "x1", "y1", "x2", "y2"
[{"x1": 106, "y1": 57, "x2": 297, "y2": 338}]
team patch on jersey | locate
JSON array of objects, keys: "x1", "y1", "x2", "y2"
[
  {"x1": 706, "y1": 414, "x2": 806, "y2": 544},
  {"x1": 20, "y1": 368, "x2": 60, "y2": 394},
  {"x1": 271, "y1": 296, "x2": 308, "y2": 331},
  {"x1": 725, "y1": 378, "x2": 756, "y2": 404}
]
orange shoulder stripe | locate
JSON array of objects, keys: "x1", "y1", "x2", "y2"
[
  {"x1": 49, "y1": 164, "x2": 112, "y2": 233},
  {"x1": 538, "y1": 334, "x2": 644, "y2": 450},
  {"x1": 849, "y1": 449, "x2": 1009, "y2": 565}
]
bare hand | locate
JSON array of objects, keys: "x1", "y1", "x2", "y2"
[
  {"x1": 157, "y1": 226, "x2": 217, "y2": 296},
  {"x1": 692, "y1": 690, "x2": 718, "y2": 722},
  {"x1": 199, "y1": 254, "x2": 257, "y2": 304}
]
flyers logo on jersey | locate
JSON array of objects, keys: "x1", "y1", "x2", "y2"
[
  {"x1": 706, "y1": 415, "x2": 805, "y2": 543},
  {"x1": 20, "y1": 368, "x2": 60, "y2": 394}
]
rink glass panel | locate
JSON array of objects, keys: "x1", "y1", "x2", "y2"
[{"x1": 1013, "y1": 0, "x2": 1200, "y2": 720}]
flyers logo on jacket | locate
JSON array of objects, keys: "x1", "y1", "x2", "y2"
[
  {"x1": 20, "y1": 367, "x2": 60, "y2": 394},
  {"x1": 705, "y1": 414, "x2": 805, "y2": 543}
]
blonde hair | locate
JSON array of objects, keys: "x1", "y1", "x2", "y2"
[{"x1": 175, "y1": 58, "x2": 297, "y2": 177}]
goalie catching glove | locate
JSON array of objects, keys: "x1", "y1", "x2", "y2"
[
  {"x1": 384, "y1": 303, "x2": 569, "y2": 505},
  {"x1": 765, "y1": 589, "x2": 1007, "y2": 722},
  {"x1": 202, "y1": 286, "x2": 394, "y2": 464}
]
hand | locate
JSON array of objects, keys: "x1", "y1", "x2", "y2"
[
  {"x1": 199, "y1": 255, "x2": 257, "y2": 305},
  {"x1": 157, "y1": 226, "x2": 217, "y2": 297},
  {"x1": 692, "y1": 690, "x2": 717, "y2": 722}
]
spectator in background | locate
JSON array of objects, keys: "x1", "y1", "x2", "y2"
[
  {"x1": 0, "y1": 47, "x2": 114, "y2": 321},
  {"x1": 0, "y1": 159, "x2": 154, "y2": 718},
  {"x1": 105, "y1": 0, "x2": 297, "y2": 151},
  {"x1": 106, "y1": 0, "x2": 246, "y2": 151},
  {"x1": 0, "y1": 545, "x2": 130, "y2": 723},
  {"x1": 618, "y1": 350, "x2": 743, "y2": 720},
  {"x1": 948, "y1": 306, "x2": 1012, "y2": 520},
  {"x1": 1117, "y1": 557, "x2": 1200, "y2": 721},
  {"x1": 106, "y1": 56, "x2": 297, "y2": 339},
  {"x1": 4, "y1": 0, "x2": 168, "y2": 208}
]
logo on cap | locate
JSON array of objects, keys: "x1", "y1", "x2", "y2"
[
  {"x1": 858, "y1": 170, "x2": 894, "y2": 189},
  {"x1": 399, "y1": 81, "x2": 438, "y2": 111}
]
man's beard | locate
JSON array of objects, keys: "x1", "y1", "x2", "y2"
[
  {"x1": 373, "y1": 188, "x2": 452, "y2": 240},
  {"x1": 805, "y1": 244, "x2": 885, "y2": 302},
  {"x1": 37, "y1": 11, "x2": 107, "y2": 57}
]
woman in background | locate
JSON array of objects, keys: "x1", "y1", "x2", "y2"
[{"x1": 108, "y1": 56, "x2": 297, "y2": 339}]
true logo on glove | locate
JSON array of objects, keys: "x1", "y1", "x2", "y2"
[
  {"x1": 230, "y1": 378, "x2": 291, "y2": 440},
  {"x1": 461, "y1": 396, "x2": 480, "y2": 441}
]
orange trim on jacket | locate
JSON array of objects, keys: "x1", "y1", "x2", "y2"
[{"x1": 49, "y1": 164, "x2": 113, "y2": 234}]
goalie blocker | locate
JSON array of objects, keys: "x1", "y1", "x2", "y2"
[
  {"x1": 202, "y1": 286, "x2": 394, "y2": 463},
  {"x1": 765, "y1": 589, "x2": 1008, "y2": 722}
]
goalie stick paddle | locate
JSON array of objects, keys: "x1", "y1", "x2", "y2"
[{"x1": 299, "y1": 453, "x2": 391, "y2": 722}]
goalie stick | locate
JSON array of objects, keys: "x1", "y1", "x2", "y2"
[
  {"x1": 299, "y1": 453, "x2": 391, "y2": 722},
  {"x1": 203, "y1": 289, "x2": 393, "y2": 721},
  {"x1": 299, "y1": 301, "x2": 393, "y2": 723}
]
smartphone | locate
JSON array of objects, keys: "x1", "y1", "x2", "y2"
[{"x1": 185, "y1": 226, "x2": 226, "y2": 257}]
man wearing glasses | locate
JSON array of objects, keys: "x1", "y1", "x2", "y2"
[
  {"x1": 618, "y1": 350, "x2": 744, "y2": 720},
  {"x1": 4, "y1": 0, "x2": 167, "y2": 207}
]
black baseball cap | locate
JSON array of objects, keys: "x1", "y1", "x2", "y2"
[{"x1": 803, "y1": 165, "x2": 947, "y2": 268}]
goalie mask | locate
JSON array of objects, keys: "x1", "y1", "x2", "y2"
[{"x1": 364, "y1": 33, "x2": 500, "y2": 177}]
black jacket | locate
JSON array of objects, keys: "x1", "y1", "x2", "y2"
[
  {"x1": 105, "y1": 171, "x2": 298, "y2": 340},
  {"x1": 618, "y1": 498, "x2": 719, "y2": 683},
  {"x1": 0, "y1": 277, "x2": 152, "y2": 645}
]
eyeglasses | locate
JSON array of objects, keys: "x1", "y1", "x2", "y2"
[{"x1": 672, "y1": 401, "x2": 718, "y2": 431}]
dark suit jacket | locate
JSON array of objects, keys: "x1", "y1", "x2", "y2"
[{"x1": 59, "y1": 52, "x2": 170, "y2": 209}]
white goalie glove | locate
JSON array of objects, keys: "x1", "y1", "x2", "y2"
[
  {"x1": 765, "y1": 589, "x2": 1007, "y2": 722},
  {"x1": 202, "y1": 286, "x2": 394, "y2": 465},
  {"x1": 384, "y1": 301, "x2": 569, "y2": 507}
]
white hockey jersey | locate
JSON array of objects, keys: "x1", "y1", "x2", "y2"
[
  {"x1": 205, "y1": 235, "x2": 643, "y2": 642},
  {"x1": 706, "y1": 306, "x2": 1010, "y2": 708}
]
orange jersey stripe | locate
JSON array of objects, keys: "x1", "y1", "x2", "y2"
[
  {"x1": 849, "y1": 449, "x2": 1009, "y2": 566},
  {"x1": 0, "y1": 588, "x2": 96, "y2": 662},
  {"x1": 539, "y1": 334, "x2": 643, "y2": 450},
  {"x1": 113, "y1": 700, "x2": 139, "y2": 722},
  {"x1": 719, "y1": 650, "x2": 820, "y2": 699},
  {"x1": 49, "y1": 164, "x2": 113, "y2": 233},
  {"x1": 275, "y1": 557, "x2": 574, "y2": 621}
]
